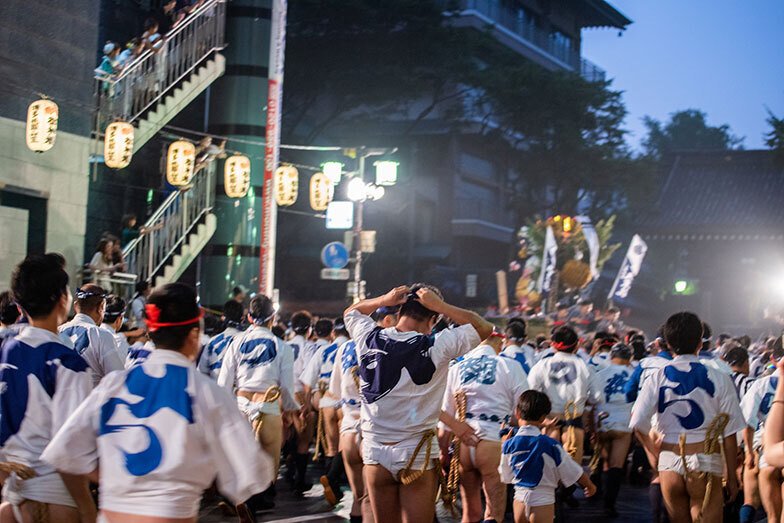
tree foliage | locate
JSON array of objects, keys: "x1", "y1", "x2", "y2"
[
  {"x1": 642, "y1": 109, "x2": 744, "y2": 159},
  {"x1": 283, "y1": 0, "x2": 654, "y2": 223},
  {"x1": 765, "y1": 108, "x2": 784, "y2": 163}
]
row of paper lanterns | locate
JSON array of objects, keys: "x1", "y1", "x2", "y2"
[{"x1": 25, "y1": 99, "x2": 329, "y2": 206}]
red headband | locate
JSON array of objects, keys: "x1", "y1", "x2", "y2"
[
  {"x1": 553, "y1": 341, "x2": 577, "y2": 351},
  {"x1": 144, "y1": 303, "x2": 204, "y2": 332},
  {"x1": 489, "y1": 332, "x2": 506, "y2": 339}
]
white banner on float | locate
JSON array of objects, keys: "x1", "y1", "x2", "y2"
[{"x1": 608, "y1": 234, "x2": 647, "y2": 301}]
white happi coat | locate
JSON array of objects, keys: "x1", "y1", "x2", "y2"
[
  {"x1": 60, "y1": 313, "x2": 124, "y2": 386},
  {"x1": 197, "y1": 326, "x2": 242, "y2": 379},
  {"x1": 345, "y1": 309, "x2": 480, "y2": 444},
  {"x1": 443, "y1": 345, "x2": 529, "y2": 440},
  {"x1": 41, "y1": 349, "x2": 273, "y2": 518},
  {"x1": 630, "y1": 354, "x2": 745, "y2": 444},
  {"x1": 293, "y1": 339, "x2": 326, "y2": 394},
  {"x1": 99, "y1": 323, "x2": 130, "y2": 361},
  {"x1": 217, "y1": 325, "x2": 298, "y2": 415},
  {"x1": 499, "y1": 425, "x2": 584, "y2": 489},
  {"x1": 499, "y1": 343, "x2": 536, "y2": 376},
  {"x1": 0, "y1": 326, "x2": 92, "y2": 507},
  {"x1": 528, "y1": 350, "x2": 597, "y2": 416},
  {"x1": 328, "y1": 339, "x2": 362, "y2": 433},
  {"x1": 592, "y1": 363, "x2": 634, "y2": 432},
  {"x1": 300, "y1": 336, "x2": 347, "y2": 409},
  {"x1": 740, "y1": 371, "x2": 779, "y2": 451}
]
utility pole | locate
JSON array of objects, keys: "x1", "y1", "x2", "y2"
[
  {"x1": 350, "y1": 147, "x2": 389, "y2": 302},
  {"x1": 352, "y1": 153, "x2": 366, "y2": 302}
]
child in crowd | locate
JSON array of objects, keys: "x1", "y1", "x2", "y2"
[{"x1": 500, "y1": 390, "x2": 596, "y2": 523}]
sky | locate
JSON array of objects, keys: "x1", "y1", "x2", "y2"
[{"x1": 581, "y1": 0, "x2": 784, "y2": 151}]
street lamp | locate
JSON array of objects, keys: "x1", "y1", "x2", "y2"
[{"x1": 350, "y1": 148, "x2": 394, "y2": 301}]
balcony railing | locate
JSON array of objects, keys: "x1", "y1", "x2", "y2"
[
  {"x1": 446, "y1": 0, "x2": 606, "y2": 82},
  {"x1": 122, "y1": 162, "x2": 215, "y2": 284},
  {"x1": 93, "y1": 0, "x2": 226, "y2": 134}
]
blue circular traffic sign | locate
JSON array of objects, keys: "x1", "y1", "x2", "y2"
[{"x1": 321, "y1": 242, "x2": 349, "y2": 269}]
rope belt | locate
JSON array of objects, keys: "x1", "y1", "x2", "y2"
[
  {"x1": 350, "y1": 365, "x2": 360, "y2": 391},
  {"x1": 589, "y1": 411, "x2": 610, "y2": 474},
  {"x1": 441, "y1": 391, "x2": 467, "y2": 516},
  {"x1": 397, "y1": 429, "x2": 438, "y2": 485},
  {"x1": 563, "y1": 401, "x2": 580, "y2": 459},
  {"x1": 248, "y1": 385, "x2": 282, "y2": 441},
  {"x1": 312, "y1": 381, "x2": 329, "y2": 462},
  {"x1": 678, "y1": 412, "x2": 730, "y2": 523},
  {"x1": 0, "y1": 463, "x2": 47, "y2": 523}
]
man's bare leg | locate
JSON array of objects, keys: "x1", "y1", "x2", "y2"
[
  {"x1": 660, "y1": 470, "x2": 692, "y2": 523},
  {"x1": 258, "y1": 413, "x2": 283, "y2": 474},
  {"x1": 399, "y1": 467, "x2": 439, "y2": 523},
  {"x1": 364, "y1": 464, "x2": 402, "y2": 523},
  {"x1": 458, "y1": 445, "x2": 482, "y2": 523},
  {"x1": 475, "y1": 440, "x2": 505, "y2": 522},
  {"x1": 324, "y1": 406, "x2": 340, "y2": 457},
  {"x1": 686, "y1": 473, "x2": 722, "y2": 522},
  {"x1": 341, "y1": 432, "x2": 371, "y2": 520},
  {"x1": 759, "y1": 467, "x2": 782, "y2": 523}
]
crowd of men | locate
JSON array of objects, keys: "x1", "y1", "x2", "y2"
[{"x1": 2, "y1": 252, "x2": 784, "y2": 523}]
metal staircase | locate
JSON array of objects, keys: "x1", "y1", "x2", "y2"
[
  {"x1": 93, "y1": 0, "x2": 227, "y2": 152},
  {"x1": 122, "y1": 162, "x2": 217, "y2": 288}
]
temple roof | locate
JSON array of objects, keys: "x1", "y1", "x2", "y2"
[
  {"x1": 637, "y1": 150, "x2": 784, "y2": 235},
  {"x1": 578, "y1": 0, "x2": 632, "y2": 30}
]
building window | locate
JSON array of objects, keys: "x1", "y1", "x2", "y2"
[{"x1": 549, "y1": 29, "x2": 573, "y2": 62}]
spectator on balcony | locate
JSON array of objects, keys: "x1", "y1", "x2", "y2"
[
  {"x1": 88, "y1": 238, "x2": 120, "y2": 291},
  {"x1": 121, "y1": 214, "x2": 161, "y2": 248},
  {"x1": 154, "y1": 0, "x2": 185, "y2": 36},
  {"x1": 116, "y1": 37, "x2": 145, "y2": 71},
  {"x1": 194, "y1": 137, "x2": 226, "y2": 173},
  {"x1": 142, "y1": 18, "x2": 164, "y2": 52},
  {"x1": 96, "y1": 42, "x2": 121, "y2": 82}
]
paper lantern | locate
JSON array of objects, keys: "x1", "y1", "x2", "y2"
[
  {"x1": 166, "y1": 140, "x2": 196, "y2": 186},
  {"x1": 225, "y1": 155, "x2": 251, "y2": 198},
  {"x1": 104, "y1": 121, "x2": 135, "y2": 169},
  {"x1": 309, "y1": 172, "x2": 333, "y2": 211},
  {"x1": 26, "y1": 99, "x2": 58, "y2": 152},
  {"x1": 274, "y1": 165, "x2": 298, "y2": 206}
]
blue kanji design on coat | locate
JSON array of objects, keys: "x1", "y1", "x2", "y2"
[
  {"x1": 657, "y1": 362, "x2": 715, "y2": 430},
  {"x1": 127, "y1": 347, "x2": 151, "y2": 366},
  {"x1": 604, "y1": 371, "x2": 630, "y2": 403},
  {"x1": 358, "y1": 328, "x2": 436, "y2": 404},
  {"x1": 550, "y1": 361, "x2": 577, "y2": 384},
  {"x1": 502, "y1": 432, "x2": 563, "y2": 488},
  {"x1": 500, "y1": 351, "x2": 530, "y2": 374},
  {"x1": 319, "y1": 343, "x2": 339, "y2": 379},
  {"x1": 239, "y1": 338, "x2": 277, "y2": 368},
  {"x1": 760, "y1": 377, "x2": 779, "y2": 417},
  {"x1": 0, "y1": 338, "x2": 88, "y2": 446},
  {"x1": 99, "y1": 364, "x2": 194, "y2": 476},
  {"x1": 60, "y1": 325, "x2": 90, "y2": 355},
  {"x1": 459, "y1": 355, "x2": 498, "y2": 385},
  {"x1": 341, "y1": 341, "x2": 358, "y2": 372}
]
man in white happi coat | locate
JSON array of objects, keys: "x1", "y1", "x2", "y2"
[
  {"x1": 59, "y1": 283, "x2": 124, "y2": 387},
  {"x1": 42, "y1": 283, "x2": 274, "y2": 523},
  {"x1": 0, "y1": 254, "x2": 94, "y2": 523},
  {"x1": 218, "y1": 294, "x2": 298, "y2": 509},
  {"x1": 441, "y1": 331, "x2": 529, "y2": 522},
  {"x1": 630, "y1": 312, "x2": 744, "y2": 523},
  {"x1": 198, "y1": 300, "x2": 244, "y2": 379},
  {"x1": 345, "y1": 284, "x2": 493, "y2": 523}
]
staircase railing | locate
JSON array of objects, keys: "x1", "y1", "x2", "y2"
[
  {"x1": 123, "y1": 162, "x2": 215, "y2": 284},
  {"x1": 93, "y1": 0, "x2": 226, "y2": 134}
]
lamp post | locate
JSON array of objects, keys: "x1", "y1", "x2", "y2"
[{"x1": 348, "y1": 148, "x2": 391, "y2": 302}]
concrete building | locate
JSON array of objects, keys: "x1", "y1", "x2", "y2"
[
  {"x1": 0, "y1": 0, "x2": 99, "y2": 288},
  {"x1": 274, "y1": 0, "x2": 631, "y2": 313}
]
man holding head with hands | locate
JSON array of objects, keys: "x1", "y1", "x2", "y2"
[{"x1": 344, "y1": 284, "x2": 493, "y2": 523}]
